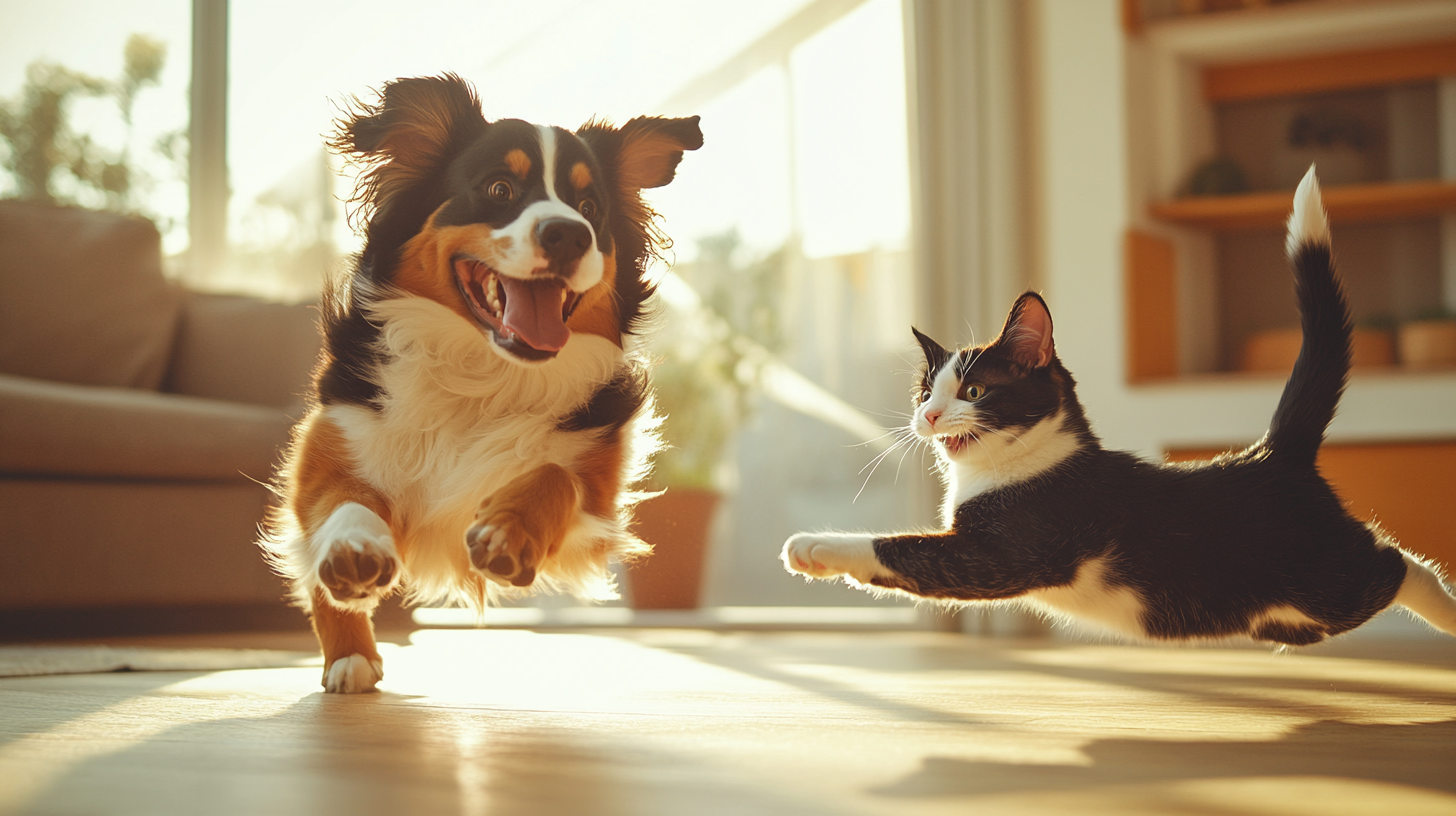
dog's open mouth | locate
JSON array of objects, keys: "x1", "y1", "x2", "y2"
[{"x1": 453, "y1": 256, "x2": 583, "y2": 361}]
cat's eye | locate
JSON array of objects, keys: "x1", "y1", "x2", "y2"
[
  {"x1": 487, "y1": 180, "x2": 514, "y2": 200},
  {"x1": 961, "y1": 384, "x2": 986, "y2": 401}
]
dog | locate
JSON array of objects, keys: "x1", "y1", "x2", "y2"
[{"x1": 261, "y1": 74, "x2": 701, "y2": 693}]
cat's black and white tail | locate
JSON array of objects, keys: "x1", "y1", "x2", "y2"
[
  {"x1": 1275, "y1": 167, "x2": 1456, "y2": 637},
  {"x1": 1264, "y1": 167, "x2": 1350, "y2": 466}
]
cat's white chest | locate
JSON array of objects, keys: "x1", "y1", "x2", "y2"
[{"x1": 943, "y1": 465, "x2": 997, "y2": 525}]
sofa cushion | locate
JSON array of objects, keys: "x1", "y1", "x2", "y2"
[
  {"x1": 166, "y1": 291, "x2": 320, "y2": 415},
  {"x1": 0, "y1": 200, "x2": 180, "y2": 390},
  {"x1": 0, "y1": 374, "x2": 292, "y2": 482}
]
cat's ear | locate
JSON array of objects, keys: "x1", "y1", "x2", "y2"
[
  {"x1": 911, "y1": 327, "x2": 950, "y2": 371},
  {"x1": 997, "y1": 292, "x2": 1056, "y2": 370}
]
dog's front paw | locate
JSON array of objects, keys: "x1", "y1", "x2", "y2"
[
  {"x1": 323, "y1": 653, "x2": 383, "y2": 694},
  {"x1": 315, "y1": 503, "x2": 399, "y2": 605},
  {"x1": 782, "y1": 532, "x2": 882, "y2": 582},
  {"x1": 466, "y1": 514, "x2": 541, "y2": 588}
]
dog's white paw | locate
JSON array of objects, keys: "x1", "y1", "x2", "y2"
[
  {"x1": 323, "y1": 653, "x2": 384, "y2": 694},
  {"x1": 314, "y1": 503, "x2": 400, "y2": 607},
  {"x1": 782, "y1": 532, "x2": 883, "y2": 582}
]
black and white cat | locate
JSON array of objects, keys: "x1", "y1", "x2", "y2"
[{"x1": 782, "y1": 169, "x2": 1456, "y2": 645}]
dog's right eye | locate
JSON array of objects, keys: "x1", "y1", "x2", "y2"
[{"x1": 487, "y1": 180, "x2": 514, "y2": 200}]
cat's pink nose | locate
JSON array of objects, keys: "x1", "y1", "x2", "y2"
[{"x1": 924, "y1": 408, "x2": 941, "y2": 428}]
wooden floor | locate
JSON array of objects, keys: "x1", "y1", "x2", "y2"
[{"x1": 2, "y1": 626, "x2": 1454, "y2": 816}]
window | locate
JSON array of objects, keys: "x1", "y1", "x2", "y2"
[{"x1": 0, "y1": 0, "x2": 192, "y2": 256}]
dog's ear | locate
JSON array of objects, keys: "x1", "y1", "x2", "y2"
[
  {"x1": 613, "y1": 116, "x2": 703, "y2": 191},
  {"x1": 573, "y1": 115, "x2": 701, "y2": 337},
  {"x1": 333, "y1": 74, "x2": 487, "y2": 220}
]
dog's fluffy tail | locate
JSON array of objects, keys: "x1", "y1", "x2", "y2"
[{"x1": 1265, "y1": 167, "x2": 1351, "y2": 465}]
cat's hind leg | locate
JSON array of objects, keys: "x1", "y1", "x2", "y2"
[
  {"x1": 1395, "y1": 552, "x2": 1456, "y2": 637},
  {"x1": 782, "y1": 532, "x2": 891, "y2": 585}
]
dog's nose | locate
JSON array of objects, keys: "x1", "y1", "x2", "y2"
[{"x1": 536, "y1": 218, "x2": 592, "y2": 267}]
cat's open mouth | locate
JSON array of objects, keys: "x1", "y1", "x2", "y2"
[{"x1": 941, "y1": 432, "x2": 979, "y2": 454}]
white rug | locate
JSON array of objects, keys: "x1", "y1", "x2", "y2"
[{"x1": 0, "y1": 645, "x2": 319, "y2": 678}]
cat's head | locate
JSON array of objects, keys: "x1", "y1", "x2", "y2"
[{"x1": 911, "y1": 292, "x2": 1090, "y2": 476}]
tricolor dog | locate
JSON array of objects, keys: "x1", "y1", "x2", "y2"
[{"x1": 262, "y1": 74, "x2": 701, "y2": 692}]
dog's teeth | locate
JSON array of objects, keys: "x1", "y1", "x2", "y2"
[{"x1": 483, "y1": 274, "x2": 502, "y2": 314}]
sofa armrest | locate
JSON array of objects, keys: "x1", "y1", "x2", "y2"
[
  {"x1": 166, "y1": 292, "x2": 321, "y2": 415},
  {"x1": 0, "y1": 373, "x2": 291, "y2": 481}
]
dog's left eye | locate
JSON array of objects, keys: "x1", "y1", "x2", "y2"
[
  {"x1": 577, "y1": 199, "x2": 596, "y2": 219},
  {"x1": 487, "y1": 180, "x2": 514, "y2": 200}
]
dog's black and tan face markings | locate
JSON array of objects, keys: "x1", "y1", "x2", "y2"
[
  {"x1": 323, "y1": 75, "x2": 701, "y2": 383},
  {"x1": 429, "y1": 121, "x2": 617, "y2": 363}
]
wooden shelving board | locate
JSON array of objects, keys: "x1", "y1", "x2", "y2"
[{"x1": 1150, "y1": 179, "x2": 1456, "y2": 230}]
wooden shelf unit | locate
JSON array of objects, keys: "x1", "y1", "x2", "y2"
[
  {"x1": 1129, "y1": 14, "x2": 1456, "y2": 381},
  {"x1": 1151, "y1": 179, "x2": 1456, "y2": 230},
  {"x1": 1202, "y1": 35, "x2": 1456, "y2": 103}
]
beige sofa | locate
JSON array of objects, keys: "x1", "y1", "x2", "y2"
[{"x1": 0, "y1": 200, "x2": 321, "y2": 638}]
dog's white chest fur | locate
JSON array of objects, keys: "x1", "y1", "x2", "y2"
[
  {"x1": 328, "y1": 296, "x2": 628, "y2": 598},
  {"x1": 336, "y1": 297, "x2": 619, "y2": 501}
]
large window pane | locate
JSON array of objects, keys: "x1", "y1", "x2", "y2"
[{"x1": 0, "y1": 0, "x2": 191, "y2": 256}]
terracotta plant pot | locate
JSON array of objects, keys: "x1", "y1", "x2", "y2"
[
  {"x1": 626, "y1": 488, "x2": 720, "y2": 609},
  {"x1": 1240, "y1": 328, "x2": 1302, "y2": 374},
  {"x1": 1241, "y1": 327, "x2": 1394, "y2": 373},
  {"x1": 1398, "y1": 320, "x2": 1456, "y2": 369}
]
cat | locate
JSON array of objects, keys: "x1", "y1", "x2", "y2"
[{"x1": 782, "y1": 168, "x2": 1456, "y2": 645}]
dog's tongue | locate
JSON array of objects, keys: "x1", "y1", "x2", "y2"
[{"x1": 499, "y1": 277, "x2": 571, "y2": 352}]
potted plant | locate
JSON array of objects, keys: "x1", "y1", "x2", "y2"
[
  {"x1": 1399, "y1": 309, "x2": 1456, "y2": 369},
  {"x1": 1242, "y1": 316, "x2": 1396, "y2": 374},
  {"x1": 0, "y1": 34, "x2": 178, "y2": 217},
  {"x1": 1277, "y1": 107, "x2": 1371, "y2": 188},
  {"x1": 626, "y1": 230, "x2": 783, "y2": 609}
]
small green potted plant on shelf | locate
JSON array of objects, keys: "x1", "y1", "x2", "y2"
[{"x1": 627, "y1": 230, "x2": 784, "y2": 609}]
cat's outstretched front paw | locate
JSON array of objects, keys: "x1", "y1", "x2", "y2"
[{"x1": 782, "y1": 532, "x2": 883, "y2": 583}]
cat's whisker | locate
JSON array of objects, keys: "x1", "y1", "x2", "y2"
[
  {"x1": 960, "y1": 347, "x2": 990, "y2": 381},
  {"x1": 892, "y1": 436, "x2": 930, "y2": 484},
  {"x1": 854, "y1": 431, "x2": 918, "y2": 501},
  {"x1": 858, "y1": 435, "x2": 908, "y2": 476},
  {"x1": 847, "y1": 427, "x2": 912, "y2": 449}
]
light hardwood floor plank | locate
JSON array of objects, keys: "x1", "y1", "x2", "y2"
[{"x1": 1, "y1": 629, "x2": 1454, "y2": 816}]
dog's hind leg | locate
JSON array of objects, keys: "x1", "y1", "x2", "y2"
[
  {"x1": 1396, "y1": 552, "x2": 1456, "y2": 637},
  {"x1": 467, "y1": 463, "x2": 580, "y2": 588}
]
